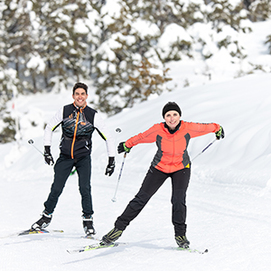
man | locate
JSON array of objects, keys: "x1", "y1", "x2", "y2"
[{"x1": 31, "y1": 82, "x2": 115, "y2": 236}]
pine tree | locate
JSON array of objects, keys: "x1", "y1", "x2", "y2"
[
  {"x1": 33, "y1": 0, "x2": 92, "y2": 91},
  {"x1": 1, "y1": 0, "x2": 35, "y2": 93},
  {"x1": 265, "y1": 35, "x2": 271, "y2": 54},
  {"x1": 128, "y1": 57, "x2": 172, "y2": 103},
  {"x1": 205, "y1": 0, "x2": 251, "y2": 32},
  {"x1": 0, "y1": 67, "x2": 19, "y2": 143},
  {"x1": 0, "y1": 1, "x2": 24, "y2": 143},
  {"x1": 92, "y1": 0, "x2": 175, "y2": 115},
  {"x1": 1, "y1": 0, "x2": 271, "y2": 123},
  {"x1": 249, "y1": 0, "x2": 271, "y2": 22}
]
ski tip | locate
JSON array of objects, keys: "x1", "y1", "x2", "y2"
[
  {"x1": 83, "y1": 235, "x2": 95, "y2": 239},
  {"x1": 174, "y1": 246, "x2": 208, "y2": 254},
  {"x1": 67, "y1": 248, "x2": 84, "y2": 254},
  {"x1": 18, "y1": 229, "x2": 64, "y2": 236},
  {"x1": 52, "y1": 229, "x2": 64, "y2": 233},
  {"x1": 82, "y1": 235, "x2": 99, "y2": 241},
  {"x1": 196, "y1": 248, "x2": 208, "y2": 254},
  {"x1": 18, "y1": 229, "x2": 49, "y2": 235}
]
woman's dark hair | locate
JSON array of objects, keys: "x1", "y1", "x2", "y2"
[{"x1": 72, "y1": 82, "x2": 88, "y2": 94}]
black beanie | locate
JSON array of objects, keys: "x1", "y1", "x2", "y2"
[{"x1": 162, "y1": 102, "x2": 182, "y2": 118}]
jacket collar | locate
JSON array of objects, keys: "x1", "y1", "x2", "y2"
[
  {"x1": 164, "y1": 121, "x2": 181, "y2": 134},
  {"x1": 73, "y1": 102, "x2": 87, "y2": 112}
]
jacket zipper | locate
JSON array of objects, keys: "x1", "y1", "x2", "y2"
[
  {"x1": 171, "y1": 135, "x2": 175, "y2": 172},
  {"x1": 71, "y1": 109, "x2": 81, "y2": 159}
]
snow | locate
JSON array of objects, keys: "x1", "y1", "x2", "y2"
[
  {"x1": 132, "y1": 19, "x2": 160, "y2": 37},
  {"x1": 1, "y1": 21, "x2": 271, "y2": 271},
  {"x1": 74, "y1": 19, "x2": 89, "y2": 34},
  {"x1": 26, "y1": 55, "x2": 46, "y2": 72},
  {"x1": 158, "y1": 23, "x2": 193, "y2": 48}
]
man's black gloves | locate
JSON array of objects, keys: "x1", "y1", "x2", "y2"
[
  {"x1": 117, "y1": 142, "x2": 131, "y2": 154},
  {"x1": 44, "y1": 146, "x2": 54, "y2": 165},
  {"x1": 215, "y1": 126, "x2": 225, "y2": 140},
  {"x1": 105, "y1": 157, "x2": 115, "y2": 176}
]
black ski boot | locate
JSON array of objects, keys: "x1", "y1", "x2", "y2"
[
  {"x1": 101, "y1": 228, "x2": 123, "y2": 245},
  {"x1": 31, "y1": 211, "x2": 52, "y2": 230},
  {"x1": 175, "y1": 235, "x2": 190, "y2": 248},
  {"x1": 83, "y1": 215, "x2": 96, "y2": 236}
]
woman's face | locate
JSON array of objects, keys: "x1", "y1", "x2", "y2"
[{"x1": 164, "y1": 110, "x2": 180, "y2": 130}]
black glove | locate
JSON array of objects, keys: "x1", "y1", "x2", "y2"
[
  {"x1": 105, "y1": 157, "x2": 115, "y2": 176},
  {"x1": 215, "y1": 126, "x2": 225, "y2": 140},
  {"x1": 117, "y1": 142, "x2": 131, "y2": 154},
  {"x1": 44, "y1": 146, "x2": 54, "y2": 165}
]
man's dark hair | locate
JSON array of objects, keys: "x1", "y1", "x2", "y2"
[{"x1": 72, "y1": 82, "x2": 88, "y2": 94}]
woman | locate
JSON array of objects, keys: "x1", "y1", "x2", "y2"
[{"x1": 101, "y1": 101, "x2": 224, "y2": 248}]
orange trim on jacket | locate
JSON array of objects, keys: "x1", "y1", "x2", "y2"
[
  {"x1": 71, "y1": 111, "x2": 80, "y2": 159},
  {"x1": 70, "y1": 103, "x2": 86, "y2": 159},
  {"x1": 125, "y1": 121, "x2": 220, "y2": 173}
]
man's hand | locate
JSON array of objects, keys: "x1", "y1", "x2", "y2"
[
  {"x1": 44, "y1": 146, "x2": 54, "y2": 165},
  {"x1": 105, "y1": 157, "x2": 115, "y2": 176}
]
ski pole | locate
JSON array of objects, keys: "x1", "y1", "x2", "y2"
[
  {"x1": 28, "y1": 139, "x2": 44, "y2": 156},
  {"x1": 191, "y1": 139, "x2": 217, "y2": 161},
  {"x1": 111, "y1": 152, "x2": 127, "y2": 202},
  {"x1": 70, "y1": 168, "x2": 77, "y2": 176},
  {"x1": 28, "y1": 139, "x2": 77, "y2": 175}
]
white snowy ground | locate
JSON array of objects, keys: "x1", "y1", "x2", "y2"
[{"x1": 1, "y1": 22, "x2": 271, "y2": 271}]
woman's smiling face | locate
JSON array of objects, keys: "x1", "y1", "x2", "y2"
[{"x1": 164, "y1": 110, "x2": 180, "y2": 130}]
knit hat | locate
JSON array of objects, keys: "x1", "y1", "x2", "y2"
[{"x1": 162, "y1": 102, "x2": 182, "y2": 118}]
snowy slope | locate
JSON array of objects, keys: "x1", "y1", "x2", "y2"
[
  {"x1": 0, "y1": 72, "x2": 271, "y2": 271},
  {"x1": 1, "y1": 20, "x2": 271, "y2": 271}
]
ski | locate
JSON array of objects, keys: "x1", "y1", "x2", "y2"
[
  {"x1": 18, "y1": 229, "x2": 64, "y2": 236},
  {"x1": 81, "y1": 235, "x2": 100, "y2": 240},
  {"x1": 0, "y1": 229, "x2": 64, "y2": 239},
  {"x1": 67, "y1": 242, "x2": 207, "y2": 254},
  {"x1": 67, "y1": 242, "x2": 126, "y2": 254},
  {"x1": 175, "y1": 247, "x2": 208, "y2": 254}
]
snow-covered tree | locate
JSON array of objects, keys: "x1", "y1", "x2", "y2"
[
  {"x1": 0, "y1": 68, "x2": 20, "y2": 143},
  {"x1": 249, "y1": 0, "x2": 271, "y2": 22},
  {"x1": 1, "y1": 0, "x2": 35, "y2": 93},
  {"x1": 265, "y1": 34, "x2": 271, "y2": 54},
  {"x1": 0, "y1": 0, "x2": 271, "y2": 121},
  {"x1": 155, "y1": 23, "x2": 193, "y2": 63},
  {"x1": 205, "y1": 0, "x2": 251, "y2": 32},
  {"x1": 91, "y1": 0, "x2": 173, "y2": 115},
  {"x1": 33, "y1": 0, "x2": 92, "y2": 91}
]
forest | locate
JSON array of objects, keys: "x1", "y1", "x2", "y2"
[{"x1": 0, "y1": 0, "x2": 271, "y2": 142}]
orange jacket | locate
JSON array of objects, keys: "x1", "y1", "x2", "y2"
[{"x1": 125, "y1": 121, "x2": 220, "y2": 173}]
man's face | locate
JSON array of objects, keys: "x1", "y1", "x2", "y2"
[{"x1": 72, "y1": 88, "x2": 88, "y2": 107}]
